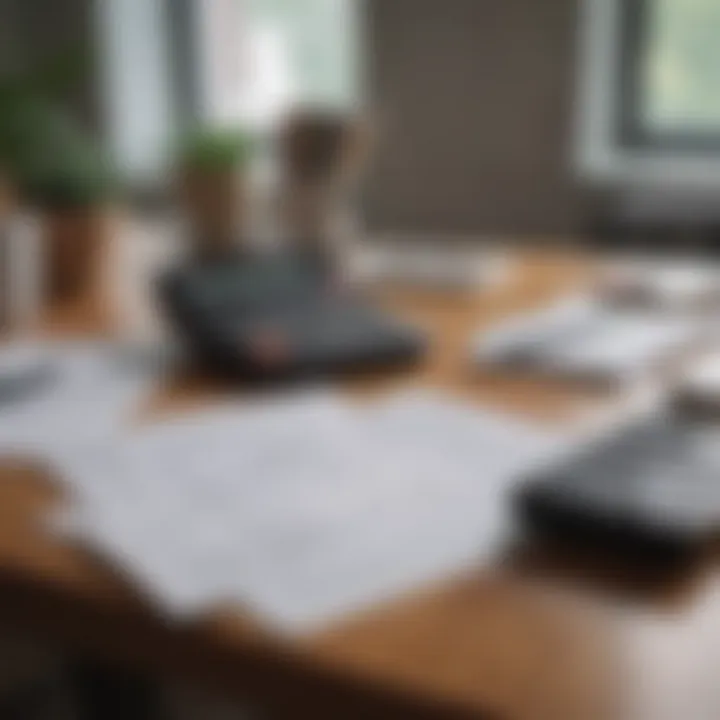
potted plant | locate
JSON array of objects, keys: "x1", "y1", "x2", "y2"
[
  {"x1": 22, "y1": 136, "x2": 116, "y2": 303},
  {"x1": 177, "y1": 127, "x2": 253, "y2": 257},
  {"x1": 0, "y1": 96, "x2": 82, "y2": 326},
  {"x1": 0, "y1": 86, "x2": 33, "y2": 222},
  {"x1": 0, "y1": 45, "x2": 88, "y2": 219},
  {"x1": 0, "y1": 172, "x2": 14, "y2": 223}
]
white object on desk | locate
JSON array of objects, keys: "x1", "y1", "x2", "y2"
[
  {"x1": 53, "y1": 390, "x2": 572, "y2": 631},
  {"x1": 353, "y1": 243, "x2": 509, "y2": 291},
  {"x1": 599, "y1": 259, "x2": 720, "y2": 311},
  {"x1": 541, "y1": 314, "x2": 699, "y2": 383},
  {"x1": 0, "y1": 341, "x2": 51, "y2": 400},
  {"x1": 474, "y1": 296, "x2": 597, "y2": 364},
  {"x1": 473, "y1": 297, "x2": 702, "y2": 386},
  {"x1": 0, "y1": 341, "x2": 159, "y2": 463}
]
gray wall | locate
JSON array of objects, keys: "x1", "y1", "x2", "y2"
[{"x1": 363, "y1": 0, "x2": 584, "y2": 237}]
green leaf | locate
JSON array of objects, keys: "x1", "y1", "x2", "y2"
[{"x1": 178, "y1": 127, "x2": 255, "y2": 171}]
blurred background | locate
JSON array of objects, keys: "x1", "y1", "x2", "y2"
[{"x1": 3, "y1": 0, "x2": 720, "y2": 244}]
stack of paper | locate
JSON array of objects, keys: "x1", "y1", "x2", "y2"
[
  {"x1": 0, "y1": 341, "x2": 52, "y2": 404},
  {"x1": 598, "y1": 259, "x2": 720, "y2": 311},
  {"x1": 52, "y1": 391, "x2": 571, "y2": 632},
  {"x1": 0, "y1": 340, "x2": 160, "y2": 464},
  {"x1": 473, "y1": 297, "x2": 702, "y2": 387}
]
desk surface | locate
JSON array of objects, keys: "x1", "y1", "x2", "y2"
[{"x1": 0, "y1": 239, "x2": 713, "y2": 719}]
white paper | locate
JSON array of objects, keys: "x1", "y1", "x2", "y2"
[
  {"x1": 600, "y1": 258, "x2": 720, "y2": 309},
  {"x1": 0, "y1": 340, "x2": 159, "y2": 464},
  {"x1": 474, "y1": 296, "x2": 596, "y2": 364},
  {"x1": 53, "y1": 390, "x2": 574, "y2": 631},
  {"x1": 473, "y1": 298, "x2": 701, "y2": 385},
  {"x1": 541, "y1": 315, "x2": 698, "y2": 382},
  {"x1": 353, "y1": 244, "x2": 508, "y2": 290}
]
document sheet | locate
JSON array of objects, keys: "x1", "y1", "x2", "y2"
[
  {"x1": 52, "y1": 390, "x2": 574, "y2": 632},
  {"x1": 473, "y1": 297, "x2": 702, "y2": 385}
]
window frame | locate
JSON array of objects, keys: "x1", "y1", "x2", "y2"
[{"x1": 616, "y1": 0, "x2": 720, "y2": 153}]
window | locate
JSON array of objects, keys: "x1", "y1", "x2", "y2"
[
  {"x1": 196, "y1": 0, "x2": 360, "y2": 130},
  {"x1": 619, "y1": 0, "x2": 720, "y2": 150},
  {"x1": 98, "y1": 0, "x2": 176, "y2": 182},
  {"x1": 242, "y1": 0, "x2": 360, "y2": 123},
  {"x1": 576, "y1": 0, "x2": 720, "y2": 184}
]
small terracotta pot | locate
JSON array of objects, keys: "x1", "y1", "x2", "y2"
[
  {"x1": 0, "y1": 175, "x2": 19, "y2": 333},
  {"x1": 44, "y1": 206, "x2": 111, "y2": 303},
  {"x1": 0, "y1": 172, "x2": 17, "y2": 223},
  {"x1": 180, "y1": 167, "x2": 245, "y2": 257}
]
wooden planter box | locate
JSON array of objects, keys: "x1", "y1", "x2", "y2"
[
  {"x1": 0, "y1": 172, "x2": 16, "y2": 220},
  {"x1": 0, "y1": 176, "x2": 19, "y2": 332},
  {"x1": 44, "y1": 207, "x2": 111, "y2": 303},
  {"x1": 180, "y1": 167, "x2": 245, "y2": 257}
]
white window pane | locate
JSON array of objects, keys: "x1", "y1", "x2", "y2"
[
  {"x1": 643, "y1": 0, "x2": 720, "y2": 133},
  {"x1": 242, "y1": 0, "x2": 359, "y2": 127},
  {"x1": 98, "y1": 0, "x2": 176, "y2": 181}
]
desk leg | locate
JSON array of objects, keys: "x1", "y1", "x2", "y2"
[{"x1": 67, "y1": 659, "x2": 164, "y2": 720}]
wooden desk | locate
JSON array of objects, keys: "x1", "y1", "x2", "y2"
[{"x1": 0, "y1": 243, "x2": 712, "y2": 719}]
